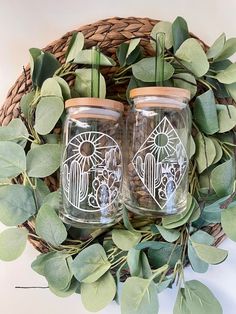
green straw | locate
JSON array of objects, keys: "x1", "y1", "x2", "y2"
[
  {"x1": 155, "y1": 32, "x2": 165, "y2": 87},
  {"x1": 91, "y1": 46, "x2": 100, "y2": 98}
]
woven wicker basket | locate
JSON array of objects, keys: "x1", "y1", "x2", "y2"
[{"x1": 0, "y1": 16, "x2": 227, "y2": 253}]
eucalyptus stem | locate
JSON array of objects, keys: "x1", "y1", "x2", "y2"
[
  {"x1": 111, "y1": 256, "x2": 127, "y2": 270},
  {"x1": 59, "y1": 71, "x2": 77, "y2": 77},
  {"x1": 197, "y1": 78, "x2": 214, "y2": 90},
  {"x1": 22, "y1": 172, "x2": 36, "y2": 189},
  {"x1": 114, "y1": 64, "x2": 133, "y2": 77}
]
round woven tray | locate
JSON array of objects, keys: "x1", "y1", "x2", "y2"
[{"x1": 0, "y1": 16, "x2": 227, "y2": 253}]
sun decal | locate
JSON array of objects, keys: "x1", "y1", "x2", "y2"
[
  {"x1": 132, "y1": 117, "x2": 188, "y2": 209},
  {"x1": 137, "y1": 117, "x2": 178, "y2": 161},
  {"x1": 62, "y1": 132, "x2": 122, "y2": 212},
  {"x1": 64, "y1": 132, "x2": 117, "y2": 171}
]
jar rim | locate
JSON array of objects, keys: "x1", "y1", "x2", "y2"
[
  {"x1": 65, "y1": 97, "x2": 124, "y2": 112},
  {"x1": 129, "y1": 87, "x2": 190, "y2": 100}
]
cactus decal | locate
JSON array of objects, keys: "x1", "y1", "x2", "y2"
[
  {"x1": 132, "y1": 117, "x2": 188, "y2": 209},
  {"x1": 62, "y1": 132, "x2": 122, "y2": 211}
]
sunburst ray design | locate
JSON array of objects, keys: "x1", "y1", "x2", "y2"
[
  {"x1": 64, "y1": 132, "x2": 117, "y2": 171},
  {"x1": 62, "y1": 131, "x2": 122, "y2": 212},
  {"x1": 132, "y1": 117, "x2": 188, "y2": 209}
]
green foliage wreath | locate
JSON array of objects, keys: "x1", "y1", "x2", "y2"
[{"x1": 1, "y1": 16, "x2": 236, "y2": 314}]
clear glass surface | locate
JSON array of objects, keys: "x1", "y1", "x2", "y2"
[
  {"x1": 124, "y1": 95, "x2": 191, "y2": 216},
  {"x1": 60, "y1": 106, "x2": 124, "y2": 228}
]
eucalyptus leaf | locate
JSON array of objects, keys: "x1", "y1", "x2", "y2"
[
  {"x1": 49, "y1": 278, "x2": 80, "y2": 298},
  {"x1": 35, "y1": 204, "x2": 67, "y2": 246},
  {"x1": 34, "y1": 178, "x2": 50, "y2": 208},
  {"x1": 42, "y1": 190, "x2": 61, "y2": 211},
  {"x1": 40, "y1": 78, "x2": 62, "y2": 97},
  {"x1": 0, "y1": 185, "x2": 36, "y2": 226},
  {"x1": 226, "y1": 82, "x2": 236, "y2": 102},
  {"x1": 194, "y1": 133, "x2": 216, "y2": 173},
  {"x1": 211, "y1": 158, "x2": 235, "y2": 197},
  {"x1": 175, "y1": 38, "x2": 209, "y2": 77},
  {"x1": 221, "y1": 204, "x2": 236, "y2": 241},
  {"x1": 206, "y1": 77, "x2": 230, "y2": 98},
  {"x1": 172, "y1": 16, "x2": 189, "y2": 52},
  {"x1": 121, "y1": 277, "x2": 159, "y2": 314},
  {"x1": 184, "y1": 280, "x2": 223, "y2": 314},
  {"x1": 0, "y1": 141, "x2": 26, "y2": 178},
  {"x1": 54, "y1": 76, "x2": 71, "y2": 100},
  {"x1": 71, "y1": 243, "x2": 111, "y2": 283},
  {"x1": 43, "y1": 133, "x2": 59, "y2": 144},
  {"x1": 127, "y1": 248, "x2": 142, "y2": 277},
  {"x1": 217, "y1": 104, "x2": 236, "y2": 133},
  {"x1": 27, "y1": 144, "x2": 61, "y2": 177},
  {"x1": 215, "y1": 63, "x2": 236, "y2": 84},
  {"x1": 34, "y1": 96, "x2": 64, "y2": 135},
  {"x1": 112, "y1": 229, "x2": 142, "y2": 251},
  {"x1": 140, "y1": 252, "x2": 153, "y2": 279},
  {"x1": 122, "y1": 207, "x2": 136, "y2": 232},
  {"x1": 148, "y1": 242, "x2": 182, "y2": 268},
  {"x1": 188, "y1": 199, "x2": 201, "y2": 222},
  {"x1": 81, "y1": 271, "x2": 116, "y2": 312},
  {"x1": 0, "y1": 178, "x2": 12, "y2": 186},
  {"x1": 29, "y1": 48, "x2": 42, "y2": 77},
  {"x1": 20, "y1": 91, "x2": 35, "y2": 118},
  {"x1": 173, "y1": 288, "x2": 191, "y2": 314},
  {"x1": 74, "y1": 49, "x2": 116, "y2": 66},
  {"x1": 211, "y1": 59, "x2": 232, "y2": 71},
  {"x1": 0, "y1": 118, "x2": 29, "y2": 147},
  {"x1": 215, "y1": 37, "x2": 236, "y2": 61},
  {"x1": 173, "y1": 73, "x2": 197, "y2": 99},
  {"x1": 162, "y1": 194, "x2": 194, "y2": 229},
  {"x1": 157, "y1": 225, "x2": 180, "y2": 242},
  {"x1": 127, "y1": 249, "x2": 152, "y2": 279},
  {"x1": 211, "y1": 138, "x2": 223, "y2": 164},
  {"x1": 126, "y1": 38, "x2": 141, "y2": 60},
  {"x1": 0, "y1": 228, "x2": 28, "y2": 261},
  {"x1": 188, "y1": 230, "x2": 214, "y2": 273},
  {"x1": 200, "y1": 196, "x2": 229, "y2": 225},
  {"x1": 188, "y1": 242, "x2": 209, "y2": 273},
  {"x1": 44, "y1": 253, "x2": 72, "y2": 290},
  {"x1": 31, "y1": 252, "x2": 57, "y2": 276},
  {"x1": 156, "y1": 277, "x2": 173, "y2": 293},
  {"x1": 217, "y1": 132, "x2": 236, "y2": 146},
  {"x1": 151, "y1": 21, "x2": 173, "y2": 49},
  {"x1": 132, "y1": 57, "x2": 174, "y2": 82},
  {"x1": 193, "y1": 90, "x2": 219, "y2": 135},
  {"x1": 116, "y1": 43, "x2": 129, "y2": 67},
  {"x1": 31, "y1": 51, "x2": 61, "y2": 87},
  {"x1": 207, "y1": 33, "x2": 226, "y2": 60},
  {"x1": 189, "y1": 135, "x2": 196, "y2": 158},
  {"x1": 66, "y1": 32, "x2": 84, "y2": 63},
  {"x1": 74, "y1": 68, "x2": 106, "y2": 98},
  {"x1": 192, "y1": 242, "x2": 228, "y2": 264}
]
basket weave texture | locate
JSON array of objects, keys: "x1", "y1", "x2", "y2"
[{"x1": 0, "y1": 16, "x2": 227, "y2": 252}]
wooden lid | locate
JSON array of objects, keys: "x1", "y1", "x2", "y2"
[
  {"x1": 65, "y1": 97, "x2": 124, "y2": 112},
  {"x1": 129, "y1": 87, "x2": 190, "y2": 100}
]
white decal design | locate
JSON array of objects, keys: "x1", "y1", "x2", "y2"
[
  {"x1": 62, "y1": 132, "x2": 122, "y2": 212},
  {"x1": 132, "y1": 117, "x2": 188, "y2": 209}
]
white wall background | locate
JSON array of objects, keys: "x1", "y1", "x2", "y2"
[{"x1": 0, "y1": 0, "x2": 236, "y2": 313}]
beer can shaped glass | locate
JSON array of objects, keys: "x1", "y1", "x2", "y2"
[
  {"x1": 60, "y1": 98, "x2": 124, "y2": 228},
  {"x1": 125, "y1": 87, "x2": 191, "y2": 216}
]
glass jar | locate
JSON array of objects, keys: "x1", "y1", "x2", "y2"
[
  {"x1": 124, "y1": 87, "x2": 191, "y2": 216},
  {"x1": 60, "y1": 98, "x2": 124, "y2": 228}
]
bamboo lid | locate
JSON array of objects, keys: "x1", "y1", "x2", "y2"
[
  {"x1": 65, "y1": 97, "x2": 124, "y2": 112},
  {"x1": 129, "y1": 87, "x2": 191, "y2": 100}
]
